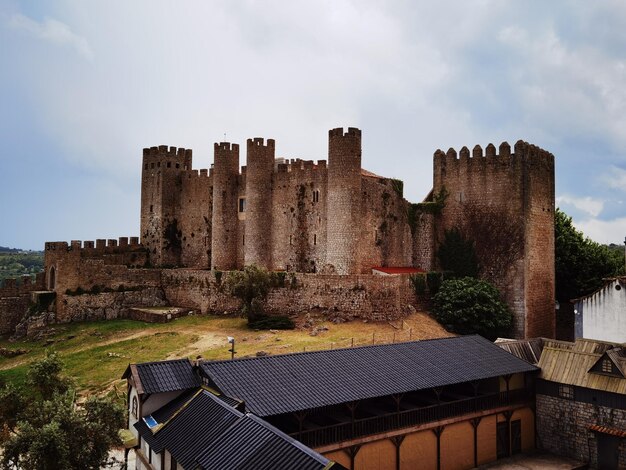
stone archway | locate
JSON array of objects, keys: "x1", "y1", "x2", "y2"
[{"x1": 48, "y1": 266, "x2": 56, "y2": 290}]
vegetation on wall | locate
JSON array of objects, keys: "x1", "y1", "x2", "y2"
[
  {"x1": 225, "y1": 266, "x2": 295, "y2": 329},
  {"x1": 0, "y1": 352, "x2": 124, "y2": 470},
  {"x1": 555, "y1": 208, "x2": 624, "y2": 302},
  {"x1": 407, "y1": 187, "x2": 448, "y2": 234},
  {"x1": 432, "y1": 277, "x2": 512, "y2": 340},
  {"x1": 437, "y1": 229, "x2": 478, "y2": 278}
]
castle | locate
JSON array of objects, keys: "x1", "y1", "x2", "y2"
[{"x1": 2, "y1": 127, "x2": 555, "y2": 339}]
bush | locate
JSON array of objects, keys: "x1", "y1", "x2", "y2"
[
  {"x1": 248, "y1": 315, "x2": 295, "y2": 330},
  {"x1": 437, "y1": 229, "x2": 478, "y2": 278},
  {"x1": 225, "y1": 265, "x2": 272, "y2": 322},
  {"x1": 432, "y1": 277, "x2": 512, "y2": 340},
  {"x1": 426, "y1": 271, "x2": 443, "y2": 295},
  {"x1": 409, "y1": 274, "x2": 427, "y2": 296}
]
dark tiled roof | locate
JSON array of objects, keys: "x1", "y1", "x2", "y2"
[
  {"x1": 134, "y1": 388, "x2": 198, "y2": 449},
  {"x1": 134, "y1": 359, "x2": 199, "y2": 394},
  {"x1": 200, "y1": 335, "x2": 538, "y2": 416},
  {"x1": 134, "y1": 389, "x2": 332, "y2": 470},
  {"x1": 196, "y1": 414, "x2": 331, "y2": 470},
  {"x1": 151, "y1": 390, "x2": 243, "y2": 469}
]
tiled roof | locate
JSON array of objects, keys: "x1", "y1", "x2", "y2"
[
  {"x1": 195, "y1": 414, "x2": 331, "y2": 470},
  {"x1": 134, "y1": 388, "x2": 198, "y2": 449},
  {"x1": 126, "y1": 359, "x2": 200, "y2": 394},
  {"x1": 538, "y1": 338, "x2": 626, "y2": 393},
  {"x1": 200, "y1": 335, "x2": 538, "y2": 416},
  {"x1": 150, "y1": 390, "x2": 243, "y2": 469},
  {"x1": 495, "y1": 338, "x2": 545, "y2": 365},
  {"x1": 135, "y1": 389, "x2": 332, "y2": 470}
]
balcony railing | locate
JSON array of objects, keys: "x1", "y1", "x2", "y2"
[{"x1": 294, "y1": 388, "x2": 532, "y2": 448}]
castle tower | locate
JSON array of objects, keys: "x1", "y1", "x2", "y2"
[
  {"x1": 433, "y1": 140, "x2": 555, "y2": 339},
  {"x1": 140, "y1": 145, "x2": 191, "y2": 266},
  {"x1": 326, "y1": 127, "x2": 362, "y2": 274},
  {"x1": 244, "y1": 138, "x2": 275, "y2": 268},
  {"x1": 211, "y1": 142, "x2": 240, "y2": 270}
]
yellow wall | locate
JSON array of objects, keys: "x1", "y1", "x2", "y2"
[
  {"x1": 325, "y1": 450, "x2": 351, "y2": 469},
  {"x1": 499, "y1": 373, "x2": 525, "y2": 391},
  {"x1": 401, "y1": 430, "x2": 437, "y2": 470},
  {"x1": 354, "y1": 438, "x2": 396, "y2": 470},
  {"x1": 477, "y1": 415, "x2": 497, "y2": 465},
  {"x1": 440, "y1": 421, "x2": 474, "y2": 470},
  {"x1": 512, "y1": 408, "x2": 535, "y2": 452},
  {"x1": 322, "y1": 407, "x2": 534, "y2": 470}
]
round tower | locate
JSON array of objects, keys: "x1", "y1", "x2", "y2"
[
  {"x1": 244, "y1": 137, "x2": 275, "y2": 269},
  {"x1": 326, "y1": 127, "x2": 362, "y2": 274},
  {"x1": 211, "y1": 142, "x2": 240, "y2": 270}
]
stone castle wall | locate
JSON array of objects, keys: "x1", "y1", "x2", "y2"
[
  {"x1": 433, "y1": 141, "x2": 555, "y2": 338},
  {"x1": 139, "y1": 127, "x2": 430, "y2": 276},
  {"x1": 537, "y1": 393, "x2": 626, "y2": 468},
  {"x1": 0, "y1": 273, "x2": 45, "y2": 335}
]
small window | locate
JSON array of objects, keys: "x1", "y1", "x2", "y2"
[
  {"x1": 167, "y1": 162, "x2": 171, "y2": 168},
  {"x1": 131, "y1": 396, "x2": 138, "y2": 419},
  {"x1": 558, "y1": 384, "x2": 574, "y2": 400},
  {"x1": 144, "y1": 163, "x2": 148, "y2": 170},
  {"x1": 176, "y1": 163, "x2": 180, "y2": 168},
  {"x1": 289, "y1": 235, "x2": 292, "y2": 246},
  {"x1": 149, "y1": 205, "x2": 153, "y2": 213},
  {"x1": 313, "y1": 234, "x2": 317, "y2": 245},
  {"x1": 602, "y1": 359, "x2": 613, "y2": 373},
  {"x1": 151, "y1": 163, "x2": 155, "y2": 169},
  {"x1": 313, "y1": 190, "x2": 320, "y2": 203},
  {"x1": 239, "y1": 198, "x2": 246, "y2": 213},
  {"x1": 242, "y1": 234, "x2": 245, "y2": 246},
  {"x1": 616, "y1": 284, "x2": 622, "y2": 291}
]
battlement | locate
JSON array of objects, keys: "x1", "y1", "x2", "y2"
[
  {"x1": 247, "y1": 137, "x2": 275, "y2": 149},
  {"x1": 434, "y1": 140, "x2": 554, "y2": 167},
  {"x1": 0, "y1": 272, "x2": 45, "y2": 293},
  {"x1": 329, "y1": 127, "x2": 362, "y2": 139},
  {"x1": 46, "y1": 237, "x2": 142, "y2": 254},
  {"x1": 214, "y1": 142, "x2": 239, "y2": 153},
  {"x1": 143, "y1": 146, "x2": 192, "y2": 158}
]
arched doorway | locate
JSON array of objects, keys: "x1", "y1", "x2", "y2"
[{"x1": 48, "y1": 266, "x2": 56, "y2": 290}]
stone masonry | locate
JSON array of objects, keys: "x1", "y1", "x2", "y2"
[
  {"x1": 15, "y1": 126, "x2": 556, "y2": 339},
  {"x1": 537, "y1": 393, "x2": 626, "y2": 468}
]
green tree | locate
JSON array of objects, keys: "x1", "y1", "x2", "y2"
[
  {"x1": 0, "y1": 352, "x2": 124, "y2": 470},
  {"x1": 432, "y1": 277, "x2": 512, "y2": 340},
  {"x1": 225, "y1": 265, "x2": 272, "y2": 322},
  {"x1": 437, "y1": 229, "x2": 478, "y2": 278},
  {"x1": 555, "y1": 208, "x2": 624, "y2": 302}
]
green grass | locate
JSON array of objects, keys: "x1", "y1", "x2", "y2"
[{"x1": 0, "y1": 312, "x2": 449, "y2": 397}]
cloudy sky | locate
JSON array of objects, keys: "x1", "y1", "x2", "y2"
[{"x1": 1, "y1": 1, "x2": 626, "y2": 250}]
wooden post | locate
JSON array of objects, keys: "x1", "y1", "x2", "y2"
[
  {"x1": 432, "y1": 426, "x2": 445, "y2": 470},
  {"x1": 470, "y1": 417, "x2": 482, "y2": 468}
]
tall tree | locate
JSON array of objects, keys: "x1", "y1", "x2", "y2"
[
  {"x1": 555, "y1": 208, "x2": 624, "y2": 302},
  {"x1": 0, "y1": 352, "x2": 124, "y2": 470}
]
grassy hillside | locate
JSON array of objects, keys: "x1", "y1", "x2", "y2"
[{"x1": 0, "y1": 312, "x2": 450, "y2": 398}]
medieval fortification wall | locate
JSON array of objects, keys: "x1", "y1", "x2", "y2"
[{"x1": 1, "y1": 127, "x2": 556, "y2": 339}]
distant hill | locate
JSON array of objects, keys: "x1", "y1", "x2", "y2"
[{"x1": 0, "y1": 249, "x2": 44, "y2": 281}]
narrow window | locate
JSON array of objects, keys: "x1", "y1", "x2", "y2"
[
  {"x1": 157, "y1": 162, "x2": 160, "y2": 168},
  {"x1": 313, "y1": 234, "x2": 317, "y2": 245},
  {"x1": 558, "y1": 384, "x2": 574, "y2": 400},
  {"x1": 167, "y1": 162, "x2": 171, "y2": 168},
  {"x1": 289, "y1": 235, "x2": 292, "y2": 246},
  {"x1": 144, "y1": 163, "x2": 148, "y2": 170},
  {"x1": 151, "y1": 163, "x2": 155, "y2": 169},
  {"x1": 150, "y1": 205, "x2": 153, "y2": 213},
  {"x1": 239, "y1": 198, "x2": 246, "y2": 212},
  {"x1": 242, "y1": 234, "x2": 245, "y2": 246},
  {"x1": 131, "y1": 396, "x2": 138, "y2": 419},
  {"x1": 176, "y1": 163, "x2": 180, "y2": 168},
  {"x1": 602, "y1": 359, "x2": 613, "y2": 373}
]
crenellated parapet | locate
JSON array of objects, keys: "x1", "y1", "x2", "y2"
[
  {"x1": 46, "y1": 237, "x2": 143, "y2": 256},
  {"x1": 142, "y1": 145, "x2": 192, "y2": 171},
  {"x1": 0, "y1": 272, "x2": 45, "y2": 294}
]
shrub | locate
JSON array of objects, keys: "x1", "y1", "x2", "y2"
[
  {"x1": 426, "y1": 271, "x2": 443, "y2": 295},
  {"x1": 432, "y1": 277, "x2": 512, "y2": 340},
  {"x1": 225, "y1": 265, "x2": 271, "y2": 322},
  {"x1": 409, "y1": 274, "x2": 427, "y2": 296}
]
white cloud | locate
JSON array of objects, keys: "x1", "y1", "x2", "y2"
[
  {"x1": 602, "y1": 166, "x2": 626, "y2": 192},
  {"x1": 574, "y1": 217, "x2": 626, "y2": 245},
  {"x1": 8, "y1": 13, "x2": 93, "y2": 60},
  {"x1": 556, "y1": 195, "x2": 605, "y2": 218}
]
